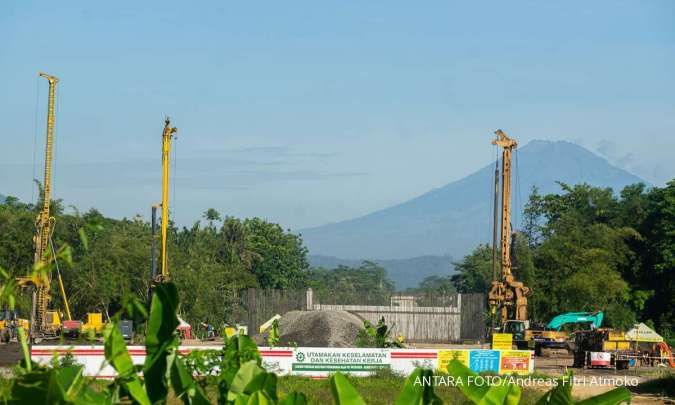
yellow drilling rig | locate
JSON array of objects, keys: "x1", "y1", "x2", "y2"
[
  {"x1": 16, "y1": 73, "x2": 76, "y2": 340},
  {"x1": 487, "y1": 130, "x2": 532, "y2": 340},
  {"x1": 146, "y1": 118, "x2": 192, "y2": 341},
  {"x1": 153, "y1": 118, "x2": 177, "y2": 284}
]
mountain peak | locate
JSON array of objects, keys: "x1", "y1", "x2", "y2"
[
  {"x1": 522, "y1": 139, "x2": 596, "y2": 155},
  {"x1": 301, "y1": 139, "x2": 645, "y2": 260}
]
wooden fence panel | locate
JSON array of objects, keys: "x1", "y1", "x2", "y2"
[{"x1": 236, "y1": 289, "x2": 485, "y2": 343}]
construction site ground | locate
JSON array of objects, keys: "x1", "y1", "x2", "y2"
[{"x1": 1, "y1": 342, "x2": 672, "y2": 403}]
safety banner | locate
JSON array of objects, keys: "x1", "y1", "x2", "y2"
[
  {"x1": 437, "y1": 349, "x2": 470, "y2": 371},
  {"x1": 290, "y1": 348, "x2": 390, "y2": 377},
  {"x1": 436, "y1": 349, "x2": 533, "y2": 375},
  {"x1": 32, "y1": 345, "x2": 534, "y2": 378},
  {"x1": 498, "y1": 350, "x2": 531, "y2": 375}
]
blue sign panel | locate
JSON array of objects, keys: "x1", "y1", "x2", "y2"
[{"x1": 469, "y1": 350, "x2": 500, "y2": 373}]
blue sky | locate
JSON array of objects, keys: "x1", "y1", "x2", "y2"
[{"x1": 1, "y1": 1, "x2": 674, "y2": 229}]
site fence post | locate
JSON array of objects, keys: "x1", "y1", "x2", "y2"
[
  {"x1": 247, "y1": 288, "x2": 257, "y2": 335},
  {"x1": 306, "y1": 288, "x2": 313, "y2": 310}
]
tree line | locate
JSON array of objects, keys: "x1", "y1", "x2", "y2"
[
  {"x1": 0, "y1": 197, "x2": 310, "y2": 327},
  {"x1": 1, "y1": 179, "x2": 672, "y2": 337},
  {"x1": 450, "y1": 180, "x2": 674, "y2": 337},
  {"x1": 0, "y1": 195, "x2": 401, "y2": 328}
]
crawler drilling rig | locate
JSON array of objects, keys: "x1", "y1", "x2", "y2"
[
  {"x1": 487, "y1": 130, "x2": 532, "y2": 331},
  {"x1": 16, "y1": 73, "x2": 75, "y2": 339}
]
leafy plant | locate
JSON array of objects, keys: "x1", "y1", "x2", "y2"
[
  {"x1": 185, "y1": 349, "x2": 226, "y2": 379},
  {"x1": 330, "y1": 372, "x2": 366, "y2": 405},
  {"x1": 447, "y1": 360, "x2": 521, "y2": 405},
  {"x1": 394, "y1": 368, "x2": 442, "y2": 405},
  {"x1": 356, "y1": 317, "x2": 405, "y2": 348},
  {"x1": 103, "y1": 320, "x2": 151, "y2": 405},
  {"x1": 51, "y1": 351, "x2": 79, "y2": 368},
  {"x1": 267, "y1": 319, "x2": 280, "y2": 348}
]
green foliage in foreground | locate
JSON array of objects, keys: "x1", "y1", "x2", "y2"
[{"x1": 0, "y1": 263, "x2": 631, "y2": 404}]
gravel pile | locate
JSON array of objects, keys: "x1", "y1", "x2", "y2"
[{"x1": 275, "y1": 310, "x2": 364, "y2": 347}]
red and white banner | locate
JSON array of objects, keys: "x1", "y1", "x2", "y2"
[{"x1": 31, "y1": 345, "x2": 534, "y2": 378}]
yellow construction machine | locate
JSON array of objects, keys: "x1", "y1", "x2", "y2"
[
  {"x1": 15, "y1": 73, "x2": 77, "y2": 340},
  {"x1": 487, "y1": 130, "x2": 532, "y2": 346},
  {"x1": 81, "y1": 312, "x2": 105, "y2": 336},
  {"x1": 156, "y1": 118, "x2": 177, "y2": 284}
]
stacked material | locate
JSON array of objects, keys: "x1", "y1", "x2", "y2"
[{"x1": 274, "y1": 310, "x2": 364, "y2": 347}]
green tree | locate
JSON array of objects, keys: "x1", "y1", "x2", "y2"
[
  {"x1": 521, "y1": 182, "x2": 653, "y2": 328},
  {"x1": 0, "y1": 197, "x2": 312, "y2": 328},
  {"x1": 203, "y1": 208, "x2": 221, "y2": 223},
  {"x1": 451, "y1": 245, "x2": 493, "y2": 293},
  {"x1": 309, "y1": 261, "x2": 395, "y2": 304},
  {"x1": 638, "y1": 180, "x2": 675, "y2": 337},
  {"x1": 414, "y1": 275, "x2": 456, "y2": 295},
  {"x1": 244, "y1": 218, "x2": 309, "y2": 289}
]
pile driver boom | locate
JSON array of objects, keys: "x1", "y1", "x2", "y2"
[
  {"x1": 487, "y1": 130, "x2": 531, "y2": 323},
  {"x1": 16, "y1": 72, "x2": 73, "y2": 338},
  {"x1": 158, "y1": 118, "x2": 176, "y2": 282}
]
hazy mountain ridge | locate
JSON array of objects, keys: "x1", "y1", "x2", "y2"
[{"x1": 300, "y1": 140, "x2": 646, "y2": 260}]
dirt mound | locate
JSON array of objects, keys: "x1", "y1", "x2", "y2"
[{"x1": 276, "y1": 310, "x2": 364, "y2": 348}]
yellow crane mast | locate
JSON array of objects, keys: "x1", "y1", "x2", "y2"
[
  {"x1": 488, "y1": 129, "x2": 531, "y2": 323},
  {"x1": 159, "y1": 118, "x2": 177, "y2": 282},
  {"x1": 17, "y1": 72, "x2": 73, "y2": 338}
]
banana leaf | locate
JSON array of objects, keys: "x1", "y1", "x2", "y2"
[
  {"x1": 103, "y1": 322, "x2": 151, "y2": 405},
  {"x1": 227, "y1": 360, "x2": 277, "y2": 402},
  {"x1": 446, "y1": 359, "x2": 521, "y2": 405},
  {"x1": 394, "y1": 368, "x2": 443, "y2": 405},
  {"x1": 330, "y1": 372, "x2": 366, "y2": 405},
  {"x1": 168, "y1": 350, "x2": 211, "y2": 405},
  {"x1": 143, "y1": 282, "x2": 180, "y2": 403}
]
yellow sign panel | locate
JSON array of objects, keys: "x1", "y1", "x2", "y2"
[
  {"x1": 437, "y1": 350, "x2": 469, "y2": 372},
  {"x1": 499, "y1": 350, "x2": 530, "y2": 375},
  {"x1": 603, "y1": 341, "x2": 630, "y2": 351},
  {"x1": 492, "y1": 333, "x2": 513, "y2": 350},
  {"x1": 607, "y1": 330, "x2": 626, "y2": 341}
]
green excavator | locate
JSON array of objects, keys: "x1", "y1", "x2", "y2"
[
  {"x1": 520, "y1": 311, "x2": 604, "y2": 355},
  {"x1": 546, "y1": 311, "x2": 603, "y2": 331}
]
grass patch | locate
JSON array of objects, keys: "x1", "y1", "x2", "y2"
[{"x1": 277, "y1": 369, "x2": 545, "y2": 405}]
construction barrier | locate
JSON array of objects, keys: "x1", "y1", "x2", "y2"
[{"x1": 31, "y1": 346, "x2": 535, "y2": 378}]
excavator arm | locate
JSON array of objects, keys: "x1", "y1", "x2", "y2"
[{"x1": 546, "y1": 312, "x2": 603, "y2": 331}]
